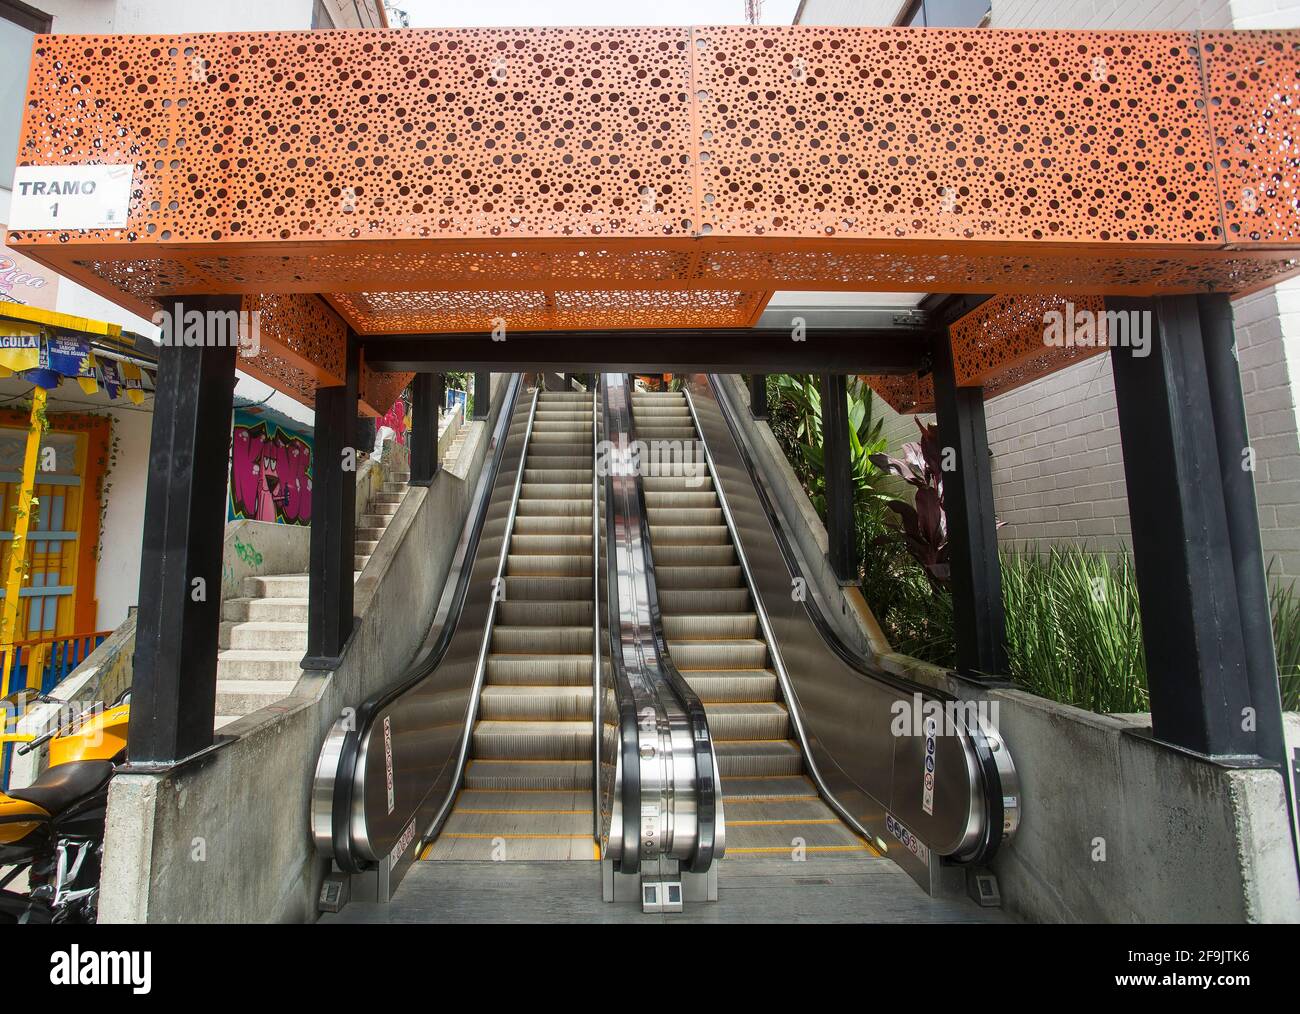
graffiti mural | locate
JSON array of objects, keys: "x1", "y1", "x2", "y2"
[{"x1": 229, "y1": 411, "x2": 313, "y2": 525}]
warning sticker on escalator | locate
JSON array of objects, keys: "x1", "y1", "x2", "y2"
[
  {"x1": 384, "y1": 716, "x2": 395, "y2": 815},
  {"x1": 922, "y1": 714, "x2": 937, "y2": 816}
]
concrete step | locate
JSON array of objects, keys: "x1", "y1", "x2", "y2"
[
  {"x1": 243, "y1": 574, "x2": 309, "y2": 598},
  {"x1": 214, "y1": 679, "x2": 299, "y2": 717},
  {"x1": 219, "y1": 620, "x2": 309, "y2": 651},
  {"x1": 217, "y1": 649, "x2": 304, "y2": 681},
  {"x1": 222, "y1": 596, "x2": 309, "y2": 623}
]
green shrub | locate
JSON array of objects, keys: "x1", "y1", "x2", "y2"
[{"x1": 1000, "y1": 546, "x2": 1148, "y2": 714}]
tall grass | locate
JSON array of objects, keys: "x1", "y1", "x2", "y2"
[
  {"x1": 1272, "y1": 570, "x2": 1300, "y2": 711},
  {"x1": 1000, "y1": 547, "x2": 1149, "y2": 713}
]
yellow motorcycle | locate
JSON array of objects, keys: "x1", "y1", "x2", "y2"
[{"x1": 0, "y1": 690, "x2": 129, "y2": 924}]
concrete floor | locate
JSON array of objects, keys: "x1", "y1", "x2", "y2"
[{"x1": 322, "y1": 856, "x2": 1011, "y2": 924}]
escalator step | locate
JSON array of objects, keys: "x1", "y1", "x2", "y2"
[
  {"x1": 422, "y1": 835, "x2": 598, "y2": 861},
  {"x1": 714, "y1": 740, "x2": 803, "y2": 776},
  {"x1": 509, "y1": 534, "x2": 594, "y2": 555},
  {"x1": 682, "y1": 669, "x2": 780, "y2": 703},
  {"x1": 703, "y1": 702, "x2": 790, "y2": 739},
  {"x1": 503, "y1": 575, "x2": 594, "y2": 599},
  {"x1": 724, "y1": 820, "x2": 872, "y2": 855},
  {"x1": 649, "y1": 524, "x2": 730, "y2": 546},
  {"x1": 472, "y1": 720, "x2": 594, "y2": 760},
  {"x1": 456, "y1": 788, "x2": 589, "y2": 811},
  {"x1": 478, "y1": 685, "x2": 595, "y2": 721},
  {"x1": 463, "y1": 759, "x2": 593, "y2": 790},
  {"x1": 668, "y1": 639, "x2": 768, "y2": 670},
  {"x1": 513, "y1": 515, "x2": 591, "y2": 535},
  {"x1": 497, "y1": 600, "x2": 594, "y2": 626},
  {"x1": 659, "y1": 588, "x2": 751, "y2": 612},
  {"x1": 491, "y1": 625, "x2": 594, "y2": 654},
  {"x1": 662, "y1": 613, "x2": 758, "y2": 639},
  {"x1": 646, "y1": 506, "x2": 724, "y2": 526},
  {"x1": 655, "y1": 564, "x2": 743, "y2": 589},
  {"x1": 515, "y1": 498, "x2": 591, "y2": 517},
  {"x1": 506, "y1": 554, "x2": 592, "y2": 577},
  {"x1": 720, "y1": 775, "x2": 818, "y2": 800},
  {"x1": 486, "y1": 654, "x2": 594, "y2": 685},
  {"x1": 442, "y1": 810, "x2": 592, "y2": 837}
]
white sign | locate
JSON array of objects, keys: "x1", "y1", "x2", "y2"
[{"x1": 8, "y1": 164, "x2": 134, "y2": 231}]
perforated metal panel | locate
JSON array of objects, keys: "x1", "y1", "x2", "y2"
[{"x1": 8, "y1": 26, "x2": 1300, "y2": 403}]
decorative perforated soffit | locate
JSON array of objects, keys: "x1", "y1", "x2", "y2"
[
  {"x1": 238, "y1": 293, "x2": 409, "y2": 413},
  {"x1": 7, "y1": 27, "x2": 1300, "y2": 401}
]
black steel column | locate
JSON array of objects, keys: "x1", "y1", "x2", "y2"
[
  {"x1": 819, "y1": 374, "x2": 857, "y2": 583},
  {"x1": 1198, "y1": 294, "x2": 1287, "y2": 767},
  {"x1": 128, "y1": 296, "x2": 239, "y2": 764},
  {"x1": 304, "y1": 332, "x2": 360, "y2": 670},
  {"x1": 1110, "y1": 296, "x2": 1254, "y2": 757},
  {"x1": 749, "y1": 374, "x2": 769, "y2": 418},
  {"x1": 931, "y1": 330, "x2": 1008, "y2": 677},
  {"x1": 473, "y1": 370, "x2": 490, "y2": 419},
  {"x1": 410, "y1": 372, "x2": 443, "y2": 486}
]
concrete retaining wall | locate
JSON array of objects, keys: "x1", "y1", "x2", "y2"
[
  {"x1": 723, "y1": 379, "x2": 1300, "y2": 922},
  {"x1": 97, "y1": 379, "x2": 506, "y2": 923}
]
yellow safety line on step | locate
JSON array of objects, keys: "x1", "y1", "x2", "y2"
[
  {"x1": 441, "y1": 833, "x2": 595, "y2": 840},
  {"x1": 456, "y1": 809, "x2": 592, "y2": 815},
  {"x1": 728, "y1": 818, "x2": 840, "y2": 826},
  {"x1": 726, "y1": 845, "x2": 872, "y2": 854}
]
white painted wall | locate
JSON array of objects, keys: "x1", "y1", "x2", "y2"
[{"x1": 93, "y1": 406, "x2": 152, "y2": 630}]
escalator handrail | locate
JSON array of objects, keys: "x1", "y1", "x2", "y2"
[
  {"x1": 626, "y1": 383, "x2": 719, "y2": 874},
  {"x1": 701, "y1": 374, "x2": 1008, "y2": 863},
  {"x1": 599, "y1": 376, "x2": 644, "y2": 871},
  {"x1": 327, "y1": 374, "x2": 526, "y2": 872}
]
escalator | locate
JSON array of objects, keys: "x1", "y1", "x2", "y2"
[
  {"x1": 631, "y1": 377, "x2": 1021, "y2": 896},
  {"x1": 632, "y1": 390, "x2": 873, "y2": 859},
  {"x1": 424, "y1": 390, "x2": 597, "y2": 860},
  {"x1": 313, "y1": 375, "x2": 719, "y2": 912}
]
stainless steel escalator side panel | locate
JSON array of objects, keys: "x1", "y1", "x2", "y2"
[
  {"x1": 349, "y1": 383, "x2": 537, "y2": 873},
  {"x1": 312, "y1": 373, "x2": 527, "y2": 865},
  {"x1": 600, "y1": 374, "x2": 687, "y2": 870},
  {"x1": 683, "y1": 377, "x2": 1008, "y2": 876}
]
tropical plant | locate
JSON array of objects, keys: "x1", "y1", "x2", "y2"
[
  {"x1": 772, "y1": 374, "x2": 892, "y2": 535},
  {"x1": 869, "y1": 420, "x2": 950, "y2": 592}
]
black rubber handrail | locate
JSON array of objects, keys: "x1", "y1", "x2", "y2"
[
  {"x1": 626, "y1": 380, "x2": 719, "y2": 873},
  {"x1": 331, "y1": 374, "x2": 524, "y2": 873},
  {"x1": 598, "y1": 376, "x2": 644, "y2": 871},
  {"x1": 705, "y1": 373, "x2": 1006, "y2": 864}
]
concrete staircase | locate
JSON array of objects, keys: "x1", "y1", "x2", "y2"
[{"x1": 214, "y1": 468, "x2": 411, "y2": 729}]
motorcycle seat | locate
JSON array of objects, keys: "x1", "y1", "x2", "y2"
[{"x1": 8, "y1": 760, "x2": 114, "y2": 816}]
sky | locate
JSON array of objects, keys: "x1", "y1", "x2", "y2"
[{"x1": 391, "y1": 0, "x2": 802, "y2": 28}]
